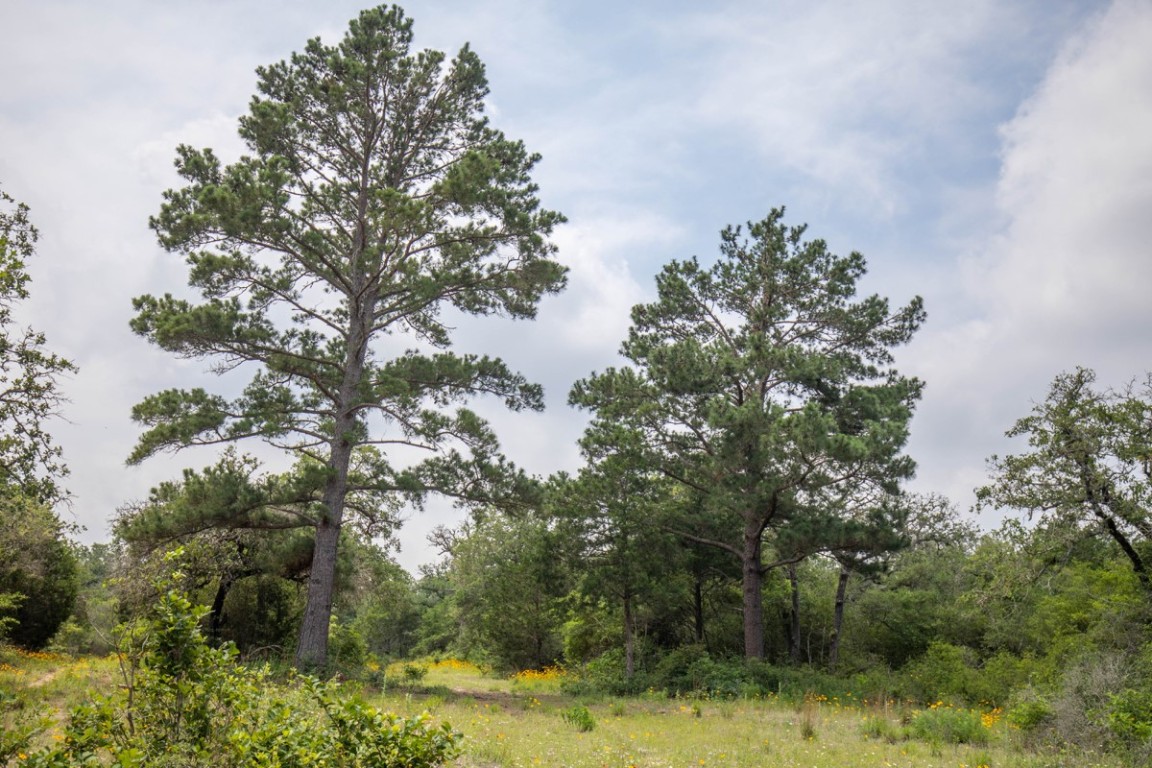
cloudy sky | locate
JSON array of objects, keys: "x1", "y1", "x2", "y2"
[{"x1": 3, "y1": 0, "x2": 1151, "y2": 570}]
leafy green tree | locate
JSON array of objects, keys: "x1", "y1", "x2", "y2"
[
  {"x1": 0, "y1": 492, "x2": 78, "y2": 648},
  {"x1": 837, "y1": 496, "x2": 981, "y2": 668},
  {"x1": 409, "y1": 560, "x2": 458, "y2": 657},
  {"x1": 979, "y1": 367, "x2": 1152, "y2": 590},
  {"x1": 114, "y1": 451, "x2": 376, "y2": 643},
  {"x1": 445, "y1": 512, "x2": 569, "y2": 670},
  {"x1": 129, "y1": 6, "x2": 566, "y2": 669},
  {"x1": 553, "y1": 447, "x2": 683, "y2": 678},
  {"x1": 0, "y1": 185, "x2": 75, "y2": 506},
  {"x1": 571, "y1": 209, "x2": 923, "y2": 659},
  {"x1": 342, "y1": 543, "x2": 422, "y2": 659}
]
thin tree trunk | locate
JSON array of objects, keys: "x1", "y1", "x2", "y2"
[
  {"x1": 207, "y1": 574, "x2": 234, "y2": 643},
  {"x1": 828, "y1": 562, "x2": 850, "y2": 670},
  {"x1": 1080, "y1": 466, "x2": 1152, "y2": 589},
  {"x1": 693, "y1": 576, "x2": 705, "y2": 644},
  {"x1": 787, "y1": 562, "x2": 801, "y2": 666},
  {"x1": 623, "y1": 588, "x2": 635, "y2": 679}
]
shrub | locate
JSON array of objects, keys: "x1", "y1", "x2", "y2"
[
  {"x1": 907, "y1": 705, "x2": 989, "y2": 746},
  {"x1": 402, "y1": 662, "x2": 430, "y2": 684},
  {"x1": 968, "y1": 651, "x2": 1038, "y2": 707},
  {"x1": 1006, "y1": 690, "x2": 1053, "y2": 733},
  {"x1": 19, "y1": 556, "x2": 462, "y2": 767},
  {"x1": 1044, "y1": 650, "x2": 1125, "y2": 750},
  {"x1": 561, "y1": 704, "x2": 596, "y2": 732},
  {"x1": 652, "y1": 646, "x2": 751, "y2": 698},
  {"x1": 860, "y1": 716, "x2": 903, "y2": 743},
  {"x1": 328, "y1": 619, "x2": 368, "y2": 674},
  {"x1": 1107, "y1": 687, "x2": 1152, "y2": 744},
  {"x1": 901, "y1": 642, "x2": 976, "y2": 704},
  {"x1": 561, "y1": 647, "x2": 650, "y2": 697}
]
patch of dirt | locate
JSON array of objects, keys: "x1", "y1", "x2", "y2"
[{"x1": 27, "y1": 670, "x2": 60, "y2": 688}]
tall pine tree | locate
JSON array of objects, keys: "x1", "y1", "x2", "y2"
[{"x1": 131, "y1": 6, "x2": 566, "y2": 669}]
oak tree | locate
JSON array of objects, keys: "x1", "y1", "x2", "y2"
[
  {"x1": 979, "y1": 367, "x2": 1152, "y2": 590},
  {"x1": 131, "y1": 5, "x2": 566, "y2": 668},
  {"x1": 0, "y1": 185, "x2": 75, "y2": 505}
]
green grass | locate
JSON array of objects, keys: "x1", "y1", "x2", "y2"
[
  {"x1": 375, "y1": 662, "x2": 1125, "y2": 768},
  {"x1": 0, "y1": 649, "x2": 1129, "y2": 768}
]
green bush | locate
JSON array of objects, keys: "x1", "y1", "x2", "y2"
[
  {"x1": 0, "y1": 496, "x2": 78, "y2": 650},
  {"x1": 561, "y1": 704, "x2": 596, "y2": 732},
  {"x1": 907, "y1": 706, "x2": 989, "y2": 746},
  {"x1": 1006, "y1": 690, "x2": 1053, "y2": 733},
  {"x1": 561, "y1": 647, "x2": 653, "y2": 697},
  {"x1": 19, "y1": 556, "x2": 461, "y2": 767},
  {"x1": 901, "y1": 642, "x2": 976, "y2": 704},
  {"x1": 860, "y1": 716, "x2": 903, "y2": 743},
  {"x1": 328, "y1": 618, "x2": 368, "y2": 675},
  {"x1": 1107, "y1": 688, "x2": 1152, "y2": 744},
  {"x1": 650, "y1": 646, "x2": 752, "y2": 698}
]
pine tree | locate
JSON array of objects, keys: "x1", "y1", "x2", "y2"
[
  {"x1": 571, "y1": 209, "x2": 922, "y2": 658},
  {"x1": 131, "y1": 5, "x2": 565, "y2": 669}
]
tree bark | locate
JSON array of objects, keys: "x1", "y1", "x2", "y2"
[
  {"x1": 1079, "y1": 465, "x2": 1152, "y2": 590},
  {"x1": 295, "y1": 314, "x2": 369, "y2": 670},
  {"x1": 828, "y1": 562, "x2": 850, "y2": 670},
  {"x1": 207, "y1": 574, "x2": 234, "y2": 643},
  {"x1": 742, "y1": 521, "x2": 765, "y2": 659}
]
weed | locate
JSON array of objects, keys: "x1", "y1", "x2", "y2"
[
  {"x1": 561, "y1": 704, "x2": 596, "y2": 732},
  {"x1": 403, "y1": 662, "x2": 430, "y2": 683},
  {"x1": 908, "y1": 704, "x2": 989, "y2": 745},
  {"x1": 861, "y1": 715, "x2": 903, "y2": 743},
  {"x1": 800, "y1": 693, "x2": 818, "y2": 740},
  {"x1": 970, "y1": 749, "x2": 994, "y2": 767}
]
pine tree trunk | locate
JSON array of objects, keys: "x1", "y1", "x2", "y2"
[
  {"x1": 742, "y1": 521, "x2": 765, "y2": 659},
  {"x1": 294, "y1": 323, "x2": 367, "y2": 670},
  {"x1": 295, "y1": 514, "x2": 342, "y2": 670},
  {"x1": 208, "y1": 574, "x2": 234, "y2": 642},
  {"x1": 828, "y1": 563, "x2": 850, "y2": 670}
]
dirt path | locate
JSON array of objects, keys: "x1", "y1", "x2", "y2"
[{"x1": 27, "y1": 670, "x2": 60, "y2": 688}]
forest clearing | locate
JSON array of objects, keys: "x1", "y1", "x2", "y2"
[{"x1": 0, "y1": 643, "x2": 1127, "y2": 768}]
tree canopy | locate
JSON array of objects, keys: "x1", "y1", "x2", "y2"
[{"x1": 979, "y1": 367, "x2": 1152, "y2": 590}]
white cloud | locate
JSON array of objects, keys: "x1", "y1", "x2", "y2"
[
  {"x1": 682, "y1": 0, "x2": 1083, "y2": 219},
  {"x1": 905, "y1": 0, "x2": 1152, "y2": 515},
  {"x1": 987, "y1": 0, "x2": 1152, "y2": 344}
]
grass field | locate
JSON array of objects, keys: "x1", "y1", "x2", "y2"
[
  {"x1": 1, "y1": 649, "x2": 1126, "y2": 768},
  {"x1": 372, "y1": 661, "x2": 1122, "y2": 768}
]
